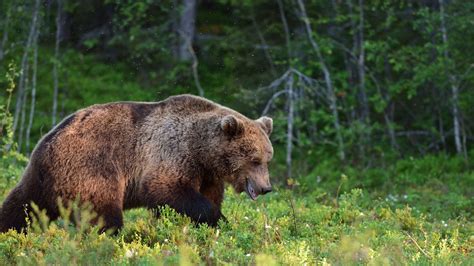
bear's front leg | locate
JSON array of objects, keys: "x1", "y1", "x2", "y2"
[
  {"x1": 141, "y1": 180, "x2": 223, "y2": 227},
  {"x1": 200, "y1": 181, "x2": 227, "y2": 223}
]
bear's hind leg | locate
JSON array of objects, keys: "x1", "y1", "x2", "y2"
[{"x1": 0, "y1": 185, "x2": 31, "y2": 233}]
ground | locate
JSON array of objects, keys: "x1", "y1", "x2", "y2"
[{"x1": 0, "y1": 154, "x2": 473, "y2": 265}]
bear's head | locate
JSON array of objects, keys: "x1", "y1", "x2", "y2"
[{"x1": 217, "y1": 114, "x2": 274, "y2": 200}]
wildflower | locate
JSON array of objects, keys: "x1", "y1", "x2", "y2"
[{"x1": 125, "y1": 249, "x2": 137, "y2": 258}]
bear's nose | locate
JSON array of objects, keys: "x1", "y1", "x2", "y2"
[{"x1": 261, "y1": 187, "x2": 272, "y2": 195}]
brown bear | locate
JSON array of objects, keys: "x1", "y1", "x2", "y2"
[{"x1": 0, "y1": 94, "x2": 273, "y2": 233}]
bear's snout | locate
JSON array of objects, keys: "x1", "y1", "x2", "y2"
[
  {"x1": 261, "y1": 186, "x2": 272, "y2": 195},
  {"x1": 245, "y1": 175, "x2": 272, "y2": 200}
]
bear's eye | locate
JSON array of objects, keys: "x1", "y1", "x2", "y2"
[{"x1": 251, "y1": 159, "x2": 261, "y2": 166}]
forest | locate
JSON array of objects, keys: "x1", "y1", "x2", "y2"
[{"x1": 0, "y1": 0, "x2": 473, "y2": 264}]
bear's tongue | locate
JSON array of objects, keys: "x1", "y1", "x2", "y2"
[{"x1": 246, "y1": 179, "x2": 258, "y2": 200}]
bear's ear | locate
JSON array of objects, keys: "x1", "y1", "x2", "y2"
[
  {"x1": 221, "y1": 115, "x2": 244, "y2": 137},
  {"x1": 256, "y1": 116, "x2": 273, "y2": 136}
]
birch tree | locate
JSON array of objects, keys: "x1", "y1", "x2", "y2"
[
  {"x1": 297, "y1": 0, "x2": 345, "y2": 161},
  {"x1": 178, "y1": 0, "x2": 197, "y2": 61},
  {"x1": 285, "y1": 74, "x2": 295, "y2": 180},
  {"x1": 52, "y1": 0, "x2": 63, "y2": 126},
  {"x1": 26, "y1": 25, "x2": 40, "y2": 155},
  {"x1": 0, "y1": 1, "x2": 13, "y2": 62},
  {"x1": 251, "y1": 12, "x2": 277, "y2": 78},
  {"x1": 17, "y1": 62, "x2": 30, "y2": 152},
  {"x1": 438, "y1": 0, "x2": 464, "y2": 156},
  {"x1": 12, "y1": 0, "x2": 41, "y2": 141},
  {"x1": 176, "y1": 0, "x2": 203, "y2": 96},
  {"x1": 278, "y1": 0, "x2": 295, "y2": 180},
  {"x1": 355, "y1": 0, "x2": 369, "y2": 123}
]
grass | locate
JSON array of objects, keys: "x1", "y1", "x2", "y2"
[{"x1": 0, "y1": 153, "x2": 473, "y2": 265}]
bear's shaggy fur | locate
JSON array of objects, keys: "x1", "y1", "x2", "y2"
[{"x1": 0, "y1": 95, "x2": 273, "y2": 232}]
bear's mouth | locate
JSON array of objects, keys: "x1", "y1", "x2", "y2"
[{"x1": 245, "y1": 178, "x2": 258, "y2": 200}]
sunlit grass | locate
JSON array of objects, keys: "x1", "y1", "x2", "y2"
[{"x1": 0, "y1": 183, "x2": 472, "y2": 264}]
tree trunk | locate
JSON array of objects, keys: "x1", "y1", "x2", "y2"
[
  {"x1": 382, "y1": 55, "x2": 398, "y2": 151},
  {"x1": 438, "y1": 0, "x2": 463, "y2": 156},
  {"x1": 277, "y1": 0, "x2": 292, "y2": 62},
  {"x1": 286, "y1": 74, "x2": 294, "y2": 180},
  {"x1": 276, "y1": 0, "x2": 295, "y2": 178},
  {"x1": 26, "y1": 26, "x2": 40, "y2": 155},
  {"x1": 297, "y1": 0, "x2": 345, "y2": 161},
  {"x1": 171, "y1": 0, "x2": 180, "y2": 59},
  {"x1": 356, "y1": 0, "x2": 369, "y2": 123},
  {"x1": 428, "y1": 23, "x2": 446, "y2": 152},
  {"x1": 461, "y1": 120, "x2": 468, "y2": 160},
  {"x1": 12, "y1": 0, "x2": 41, "y2": 141},
  {"x1": 178, "y1": 0, "x2": 197, "y2": 61},
  {"x1": 251, "y1": 13, "x2": 277, "y2": 78},
  {"x1": 188, "y1": 38, "x2": 204, "y2": 96},
  {"x1": 52, "y1": 0, "x2": 63, "y2": 126},
  {"x1": 348, "y1": 0, "x2": 370, "y2": 161},
  {"x1": 0, "y1": 2, "x2": 13, "y2": 62},
  {"x1": 18, "y1": 63, "x2": 30, "y2": 153}
]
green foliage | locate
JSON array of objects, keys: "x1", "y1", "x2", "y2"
[
  {"x1": 0, "y1": 154, "x2": 472, "y2": 264},
  {"x1": 106, "y1": 0, "x2": 176, "y2": 66},
  {"x1": 300, "y1": 153, "x2": 473, "y2": 220},
  {"x1": 0, "y1": 63, "x2": 28, "y2": 195},
  {"x1": 2, "y1": 0, "x2": 474, "y2": 160}
]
